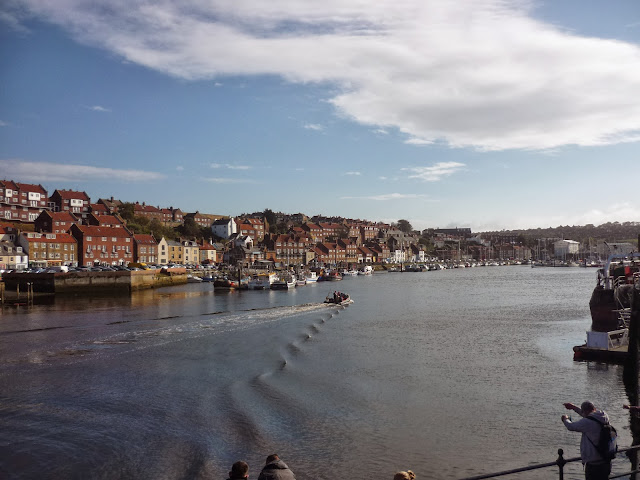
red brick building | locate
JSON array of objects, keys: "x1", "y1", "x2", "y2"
[
  {"x1": 34, "y1": 210, "x2": 81, "y2": 234},
  {"x1": 50, "y1": 189, "x2": 91, "y2": 219},
  {"x1": 70, "y1": 224, "x2": 134, "y2": 266},
  {"x1": 86, "y1": 213, "x2": 126, "y2": 228},
  {"x1": 0, "y1": 180, "x2": 48, "y2": 223},
  {"x1": 18, "y1": 232, "x2": 78, "y2": 267},
  {"x1": 133, "y1": 234, "x2": 158, "y2": 264}
]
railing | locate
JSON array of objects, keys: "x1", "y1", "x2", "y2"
[{"x1": 458, "y1": 445, "x2": 640, "y2": 480}]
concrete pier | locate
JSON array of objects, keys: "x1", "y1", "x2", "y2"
[{"x1": 2, "y1": 268, "x2": 188, "y2": 297}]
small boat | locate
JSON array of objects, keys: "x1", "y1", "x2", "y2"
[
  {"x1": 214, "y1": 277, "x2": 239, "y2": 290},
  {"x1": 324, "y1": 291, "x2": 353, "y2": 305},
  {"x1": 248, "y1": 272, "x2": 277, "y2": 290},
  {"x1": 271, "y1": 274, "x2": 296, "y2": 290},
  {"x1": 187, "y1": 274, "x2": 203, "y2": 283},
  {"x1": 201, "y1": 275, "x2": 214, "y2": 282},
  {"x1": 341, "y1": 269, "x2": 358, "y2": 276},
  {"x1": 573, "y1": 328, "x2": 629, "y2": 364},
  {"x1": 358, "y1": 265, "x2": 373, "y2": 275},
  {"x1": 322, "y1": 271, "x2": 342, "y2": 281},
  {"x1": 296, "y1": 277, "x2": 307, "y2": 286},
  {"x1": 305, "y1": 271, "x2": 318, "y2": 283}
]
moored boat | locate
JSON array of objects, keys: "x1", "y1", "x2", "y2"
[
  {"x1": 248, "y1": 272, "x2": 277, "y2": 290},
  {"x1": 358, "y1": 265, "x2": 373, "y2": 275},
  {"x1": 271, "y1": 273, "x2": 296, "y2": 290},
  {"x1": 187, "y1": 274, "x2": 203, "y2": 283},
  {"x1": 214, "y1": 277, "x2": 240, "y2": 290},
  {"x1": 589, "y1": 252, "x2": 640, "y2": 331},
  {"x1": 305, "y1": 271, "x2": 318, "y2": 283}
]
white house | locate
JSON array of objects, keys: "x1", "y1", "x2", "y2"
[
  {"x1": 554, "y1": 239, "x2": 580, "y2": 258},
  {"x1": 212, "y1": 217, "x2": 237, "y2": 239}
]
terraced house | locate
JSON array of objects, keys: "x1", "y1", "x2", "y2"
[
  {"x1": 133, "y1": 234, "x2": 158, "y2": 264},
  {"x1": 70, "y1": 224, "x2": 134, "y2": 266},
  {"x1": 17, "y1": 232, "x2": 78, "y2": 267},
  {"x1": 34, "y1": 210, "x2": 81, "y2": 234},
  {"x1": 0, "y1": 180, "x2": 48, "y2": 223},
  {"x1": 50, "y1": 189, "x2": 91, "y2": 220}
]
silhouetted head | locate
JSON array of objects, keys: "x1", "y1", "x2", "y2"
[
  {"x1": 266, "y1": 454, "x2": 279, "y2": 464},
  {"x1": 229, "y1": 460, "x2": 249, "y2": 479},
  {"x1": 581, "y1": 401, "x2": 596, "y2": 416}
]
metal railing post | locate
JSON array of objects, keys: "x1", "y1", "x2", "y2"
[{"x1": 556, "y1": 449, "x2": 565, "y2": 480}]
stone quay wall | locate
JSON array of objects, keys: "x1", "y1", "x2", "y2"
[{"x1": 2, "y1": 269, "x2": 188, "y2": 295}]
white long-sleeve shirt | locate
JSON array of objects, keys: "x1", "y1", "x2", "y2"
[{"x1": 562, "y1": 410, "x2": 610, "y2": 464}]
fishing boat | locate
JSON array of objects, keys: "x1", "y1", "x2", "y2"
[
  {"x1": 341, "y1": 268, "x2": 359, "y2": 276},
  {"x1": 324, "y1": 291, "x2": 353, "y2": 305},
  {"x1": 296, "y1": 277, "x2": 307, "y2": 286},
  {"x1": 325, "y1": 271, "x2": 342, "y2": 281},
  {"x1": 573, "y1": 328, "x2": 629, "y2": 364},
  {"x1": 358, "y1": 265, "x2": 373, "y2": 275},
  {"x1": 248, "y1": 272, "x2": 277, "y2": 290},
  {"x1": 214, "y1": 277, "x2": 240, "y2": 290},
  {"x1": 187, "y1": 274, "x2": 203, "y2": 283},
  {"x1": 589, "y1": 252, "x2": 640, "y2": 331},
  {"x1": 271, "y1": 273, "x2": 296, "y2": 290},
  {"x1": 305, "y1": 271, "x2": 318, "y2": 283}
]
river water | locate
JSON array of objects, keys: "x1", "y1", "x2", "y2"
[{"x1": 0, "y1": 266, "x2": 635, "y2": 479}]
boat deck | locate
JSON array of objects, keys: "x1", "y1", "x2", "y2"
[{"x1": 573, "y1": 344, "x2": 628, "y2": 364}]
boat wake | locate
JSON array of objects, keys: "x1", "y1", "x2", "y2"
[{"x1": 4, "y1": 303, "x2": 332, "y2": 369}]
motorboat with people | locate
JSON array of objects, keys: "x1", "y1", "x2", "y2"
[
  {"x1": 589, "y1": 252, "x2": 640, "y2": 331},
  {"x1": 324, "y1": 291, "x2": 353, "y2": 306}
]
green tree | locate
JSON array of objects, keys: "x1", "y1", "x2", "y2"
[
  {"x1": 119, "y1": 202, "x2": 135, "y2": 221},
  {"x1": 396, "y1": 219, "x2": 413, "y2": 233}
]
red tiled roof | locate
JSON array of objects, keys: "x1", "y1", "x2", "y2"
[
  {"x1": 49, "y1": 211, "x2": 79, "y2": 222},
  {"x1": 54, "y1": 189, "x2": 90, "y2": 200},
  {"x1": 14, "y1": 182, "x2": 47, "y2": 195},
  {"x1": 133, "y1": 234, "x2": 157, "y2": 244},
  {"x1": 26, "y1": 233, "x2": 77, "y2": 243},
  {"x1": 75, "y1": 225, "x2": 132, "y2": 237}
]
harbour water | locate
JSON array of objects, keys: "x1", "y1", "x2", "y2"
[{"x1": 0, "y1": 266, "x2": 635, "y2": 479}]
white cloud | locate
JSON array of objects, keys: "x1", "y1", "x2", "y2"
[
  {"x1": 304, "y1": 123, "x2": 324, "y2": 131},
  {"x1": 210, "y1": 163, "x2": 250, "y2": 170},
  {"x1": 0, "y1": 120, "x2": 8, "y2": 127},
  {"x1": 345, "y1": 171, "x2": 361, "y2": 176},
  {"x1": 176, "y1": 165, "x2": 184, "y2": 171},
  {"x1": 0, "y1": 159, "x2": 165, "y2": 182},
  {"x1": 404, "y1": 138, "x2": 434, "y2": 146},
  {"x1": 341, "y1": 193, "x2": 429, "y2": 201},
  {"x1": 87, "y1": 105, "x2": 111, "y2": 112},
  {"x1": 15, "y1": 0, "x2": 640, "y2": 151},
  {"x1": 202, "y1": 177, "x2": 257, "y2": 184},
  {"x1": 402, "y1": 161, "x2": 465, "y2": 181}
]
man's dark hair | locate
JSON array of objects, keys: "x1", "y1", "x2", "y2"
[
  {"x1": 230, "y1": 460, "x2": 249, "y2": 478},
  {"x1": 265, "y1": 454, "x2": 279, "y2": 464}
]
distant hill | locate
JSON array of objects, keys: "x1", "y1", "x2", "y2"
[{"x1": 481, "y1": 221, "x2": 639, "y2": 246}]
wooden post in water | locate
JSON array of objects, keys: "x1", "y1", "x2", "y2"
[{"x1": 624, "y1": 283, "x2": 640, "y2": 478}]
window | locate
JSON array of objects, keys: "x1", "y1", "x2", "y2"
[
  {"x1": 102, "y1": 237, "x2": 107, "y2": 241},
  {"x1": 111, "y1": 237, "x2": 116, "y2": 242},
  {"x1": 86, "y1": 236, "x2": 92, "y2": 241}
]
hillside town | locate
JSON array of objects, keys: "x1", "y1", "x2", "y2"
[{"x1": 0, "y1": 179, "x2": 636, "y2": 271}]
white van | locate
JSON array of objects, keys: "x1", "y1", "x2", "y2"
[{"x1": 46, "y1": 266, "x2": 69, "y2": 273}]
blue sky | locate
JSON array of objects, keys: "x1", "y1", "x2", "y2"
[{"x1": 1, "y1": 0, "x2": 639, "y2": 232}]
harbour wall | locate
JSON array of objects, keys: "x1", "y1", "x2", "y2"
[{"x1": 2, "y1": 269, "x2": 188, "y2": 295}]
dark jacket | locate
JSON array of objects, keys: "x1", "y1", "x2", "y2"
[{"x1": 257, "y1": 459, "x2": 296, "y2": 480}]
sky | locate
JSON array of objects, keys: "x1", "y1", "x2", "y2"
[{"x1": 1, "y1": 0, "x2": 639, "y2": 232}]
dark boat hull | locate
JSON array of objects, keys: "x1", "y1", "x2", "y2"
[{"x1": 589, "y1": 287, "x2": 619, "y2": 332}]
